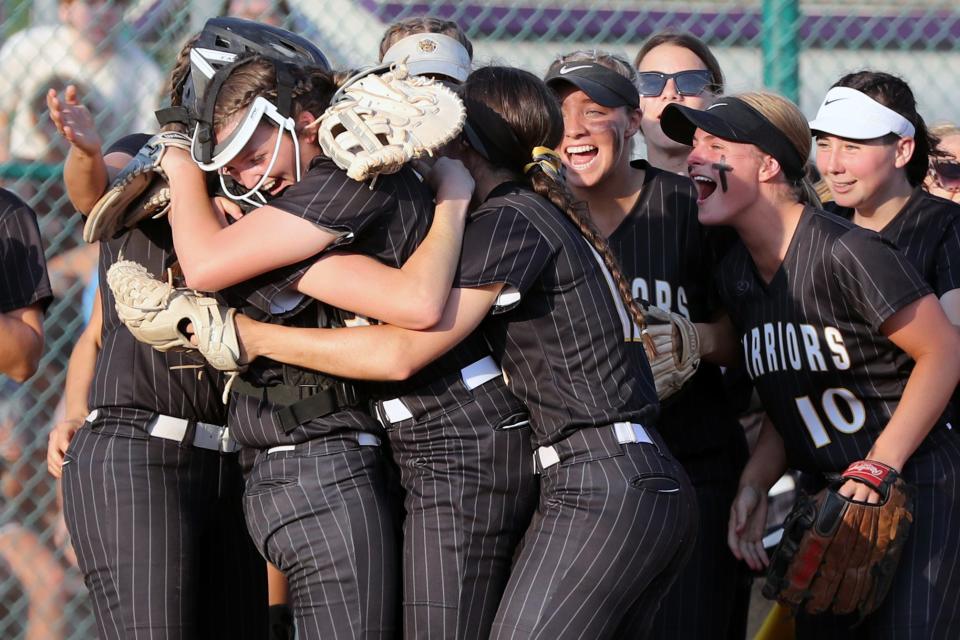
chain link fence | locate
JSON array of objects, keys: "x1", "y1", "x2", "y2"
[{"x1": 0, "y1": 1, "x2": 958, "y2": 637}]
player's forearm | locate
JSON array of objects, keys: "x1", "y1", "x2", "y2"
[
  {"x1": 0, "y1": 311, "x2": 43, "y2": 382},
  {"x1": 64, "y1": 146, "x2": 108, "y2": 215},
  {"x1": 62, "y1": 317, "x2": 100, "y2": 419},
  {"x1": 234, "y1": 284, "x2": 500, "y2": 380},
  {"x1": 873, "y1": 294, "x2": 960, "y2": 470},
  {"x1": 236, "y1": 315, "x2": 419, "y2": 381},
  {"x1": 870, "y1": 348, "x2": 960, "y2": 471},
  {"x1": 295, "y1": 196, "x2": 468, "y2": 329},
  {"x1": 267, "y1": 562, "x2": 289, "y2": 606},
  {"x1": 738, "y1": 416, "x2": 788, "y2": 492},
  {"x1": 167, "y1": 166, "x2": 229, "y2": 287},
  {"x1": 382, "y1": 194, "x2": 468, "y2": 326},
  {"x1": 695, "y1": 314, "x2": 740, "y2": 366}
]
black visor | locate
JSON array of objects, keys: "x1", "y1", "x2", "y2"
[
  {"x1": 661, "y1": 99, "x2": 806, "y2": 180},
  {"x1": 544, "y1": 62, "x2": 639, "y2": 109}
]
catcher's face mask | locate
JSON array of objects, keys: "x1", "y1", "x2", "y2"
[{"x1": 197, "y1": 95, "x2": 302, "y2": 207}]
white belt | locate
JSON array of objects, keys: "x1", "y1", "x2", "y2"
[
  {"x1": 86, "y1": 410, "x2": 239, "y2": 454},
  {"x1": 266, "y1": 432, "x2": 381, "y2": 454},
  {"x1": 379, "y1": 356, "x2": 502, "y2": 424},
  {"x1": 534, "y1": 422, "x2": 652, "y2": 471}
]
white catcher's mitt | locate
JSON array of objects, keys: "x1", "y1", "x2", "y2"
[
  {"x1": 106, "y1": 260, "x2": 245, "y2": 403},
  {"x1": 318, "y1": 63, "x2": 466, "y2": 181},
  {"x1": 641, "y1": 304, "x2": 701, "y2": 401},
  {"x1": 83, "y1": 131, "x2": 192, "y2": 243}
]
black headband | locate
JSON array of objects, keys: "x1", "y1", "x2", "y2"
[
  {"x1": 660, "y1": 98, "x2": 806, "y2": 180},
  {"x1": 544, "y1": 61, "x2": 639, "y2": 109},
  {"x1": 461, "y1": 96, "x2": 525, "y2": 170}
]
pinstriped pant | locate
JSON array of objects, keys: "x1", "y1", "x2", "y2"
[
  {"x1": 489, "y1": 430, "x2": 697, "y2": 640},
  {"x1": 242, "y1": 436, "x2": 398, "y2": 640},
  {"x1": 796, "y1": 429, "x2": 960, "y2": 640},
  {"x1": 648, "y1": 434, "x2": 751, "y2": 639},
  {"x1": 382, "y1": 375, "x2": 538, "y2": 639},
  {"x1": 61, "y1": 425, "x2": 267, "y2": 640}
]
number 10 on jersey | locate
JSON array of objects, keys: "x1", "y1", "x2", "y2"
[{"x1": 795, "y1": 388, "x2": 866, "y2": 448}]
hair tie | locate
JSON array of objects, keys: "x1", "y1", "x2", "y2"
[{"x1": 524, "y1": 146, "x2": 564, "y2": 181}]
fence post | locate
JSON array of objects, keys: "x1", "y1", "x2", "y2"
[{"x1": 762, "y1": 0, "x2": 800, "y2": 103}]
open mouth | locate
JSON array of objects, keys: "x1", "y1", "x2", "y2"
[
  {"x1": 260, "y1": 177, "x2": 287, "y2": 197},
  {"x1": 565, "y1": 144, "x2": 599, "y2": 170},
  {"x1": 692, "y1": 175, "x2": 717, "y2": 202}
]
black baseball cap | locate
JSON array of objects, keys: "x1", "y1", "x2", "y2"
[
  {"x1": 661, "y1": 98, "x2": 806, "y2": 180},
  {"x1": 544, "y1": 61, "x2": 639, "y2": 109}
]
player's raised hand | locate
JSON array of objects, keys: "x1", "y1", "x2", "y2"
[
  {"x1": 728, "y1": 483, "x2": 770, "y2": 572},
  {"x1": 46, "y1": 85, "x2": 101, "y2": 156}
]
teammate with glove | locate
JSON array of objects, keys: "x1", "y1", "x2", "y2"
[
  {"x1": 660, "y1": 92, "x2": 960, "y2": 637},
  {"x1": 44, "y1": 25, "x2": 289, "y2": 639}
]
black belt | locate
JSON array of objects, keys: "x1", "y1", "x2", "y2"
[{"x1": 232, "y1": 378, "x2": 362, "y2": 434}]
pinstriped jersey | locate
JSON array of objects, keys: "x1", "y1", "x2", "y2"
[
  {"x1": 828, "y1": 188, "x2": 960, "y2": 297},
  {"x1": 455, "y1": 182, "x2": 658, "y2": 447},
  {"x1": 0, "y1": 189, "x2": 51, "y2": 314},
  {"x1": 223, "y1": 154, "x2": 435, "y2": 445},
  {"x1": 235, "y1": 155, "x2": 434, "y2": 319},
  {"x1": 715, "y1": 207, "x2": 941, "y2": 473},
  {"x1": 90, "y1": 134, "x2": 227, "y2": 426},
  {"x1": 608, "y1": 161, "x2": 740, "y2": 456},
  {"x1": 233, "y1": 154, "x2": 493, "y2": 408}
]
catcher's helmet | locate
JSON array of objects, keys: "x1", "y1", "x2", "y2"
[
  {"x1": 183, "y1": 17, "x2": 329, "y2": 118},
  {"x1": 158, "y1": 17, "x2": 329, "y2": 163}
]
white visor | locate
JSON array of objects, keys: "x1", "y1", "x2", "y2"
[
  {"x1": 808, "y1": 86, "x2": 916, "y2": 140},
  {"x1": 382, "y1": 33, "x2": 471, "y2": 83}
]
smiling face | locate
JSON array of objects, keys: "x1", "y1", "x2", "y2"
[
  {"x1": 556, "y1": 85, "x2": 640, "y2": 189},
  {"x1": 687, "y1": 129, "x2": 765, "y2": 225},
  {"x1": 814, "y1": 134, "x2": 911, "y2": 212},
  {"x1": 636, "y1": 44, "x2": 715, "y2": 156},
  {"x1": 217, "y1": 112, "x2": 320, "y2": 199}
]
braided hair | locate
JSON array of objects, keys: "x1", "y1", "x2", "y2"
[{"x1": 461, "y1": 66, "x2": 651, "y2": 338}]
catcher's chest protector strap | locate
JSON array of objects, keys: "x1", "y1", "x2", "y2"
[{"x1": 231, "y1": 378, "x2": 362, "y2": 433}]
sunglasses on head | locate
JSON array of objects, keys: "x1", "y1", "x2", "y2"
[
  {"x1": 637, "y1": 70, "x2": 714, "y2": 97},
  {"x1": 932, "y1": 160, "x2": 960, "y2": 183}
]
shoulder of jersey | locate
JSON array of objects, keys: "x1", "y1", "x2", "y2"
[
  {"x1": 810, "y1": 205, "x2": 858, "y2": 234},
  {"x1": 919, "y1": 190, "x2": 960, "y2": 223}
]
